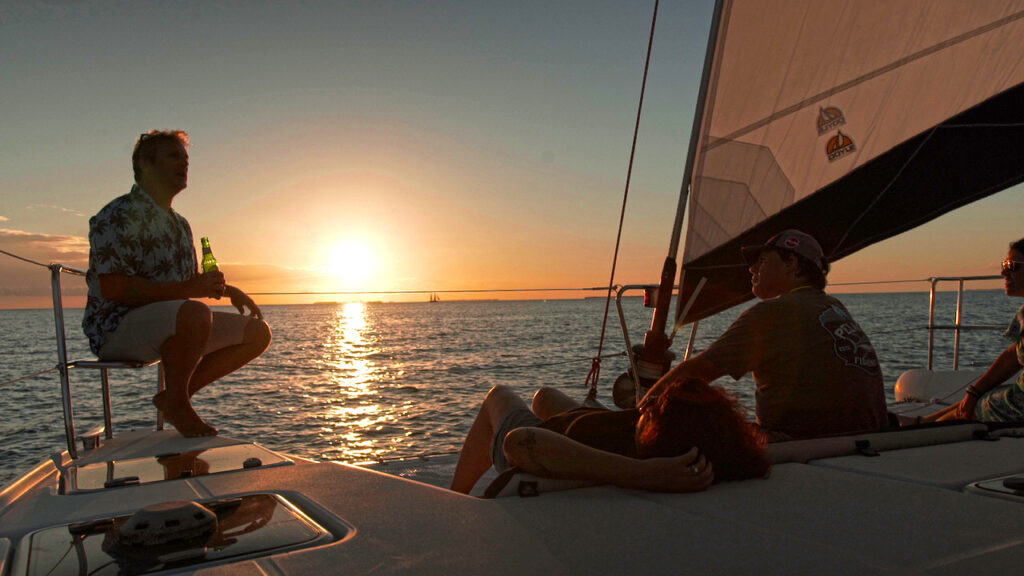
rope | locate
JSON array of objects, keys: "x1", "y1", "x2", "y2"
[
  {"x1": 870, "y1": 326, "x2": 937, "y2": 337},
  {"x1": 585, "y1": 0, "x2": 660, "y2": 398},
  {"x1": 252, "y1": 351, "x2": 628, "y2": 375},
  {"x1": 0, "y1": 366, "x2": 60, "y2": 389},
  {"x1": 248, "y1": 287, "x2": 612, "y2": 296},
  {"x1": 0, "y1": 247, "x2": 954, "y2": 301},
  {"x1": 0, "y1": 248, "x2": 49, "y2": 268},
  {"x1": 0, "y1": 248, "x2": 618, "y2": 298},
  {"x1": 363, "y1": 449, "x2": 462, "y2": 465},
  {"x1": 830, "y1": 279, "x2": 929, "y2": 287}
]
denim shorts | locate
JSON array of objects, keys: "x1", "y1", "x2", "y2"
[{"x1": 490, "y1": 407, "x2": 542, "y2": 472}]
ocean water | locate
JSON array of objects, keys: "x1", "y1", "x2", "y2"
[{"x1": 1, "y1": 291, "x2": 1018, "y2": 488}]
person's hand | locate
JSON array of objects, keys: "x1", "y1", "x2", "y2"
[
  {"x1": 635, "y1": 447, "x2": 714, "y2": 493},
  {"x1": 955, "y1": 395, "x2": 978, "y2": 419},
  {"x1": 193, "y1": 271, "x2": 226, "y2": 299},
  {"x1": 225, "y1": 285, "x2": 263, "y2": 319}
]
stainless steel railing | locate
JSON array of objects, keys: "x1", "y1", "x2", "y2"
[
  {"x1": 49, "y1": 264, "x2": 163, "y2": 459},
  {"x1": 612, "y1": 275, "x2": 1007, "y2": 391},
  {"x1": 927, "y1": 275, "x2": 1004, "y2": 370}
]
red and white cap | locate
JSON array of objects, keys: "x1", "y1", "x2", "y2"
[{"x1": 741, "y1": 229, "x2": 826, "y2": 272}]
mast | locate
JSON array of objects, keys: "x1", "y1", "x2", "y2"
[{"x1": 639, "y1": 0, "x2": 727, "y2": 381}]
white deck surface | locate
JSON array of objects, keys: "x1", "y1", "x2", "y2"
[{"x1": 4, "y1": 429, "x2": 1024, "y2": 575}]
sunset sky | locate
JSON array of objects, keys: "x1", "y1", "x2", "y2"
[{"x1": 2, "y1": 1, "x2": 1020, "y2": 309}]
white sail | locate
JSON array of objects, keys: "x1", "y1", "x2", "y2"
[{"x1": 679, "y1": 0, "x2": 1024, "y2": 321}]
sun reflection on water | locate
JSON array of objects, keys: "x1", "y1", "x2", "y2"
[{"x1": 318, "y1": 302, "x2": 393, "y2": 460}]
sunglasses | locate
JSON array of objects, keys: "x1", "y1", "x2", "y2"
[{"x1": 1002, "y1": 259, "x2": 1024, "y2": 273}]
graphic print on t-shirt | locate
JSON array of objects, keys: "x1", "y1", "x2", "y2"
[{"x1": 819, "y1": 305, "x2": 881, "y2": 375}]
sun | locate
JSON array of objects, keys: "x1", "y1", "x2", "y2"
[{"x1": 323, "y1": 240, "x2": 376, "y2": 286}]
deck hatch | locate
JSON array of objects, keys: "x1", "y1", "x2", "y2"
[
  {"x1": 61, "y1": 444, "x2": 292, "y2": 493},
  {"x1": 13, "y1": 493, "x2": 338, "y2": 576},
  {"x1": 969, "y1": 476, "x2": 1024, "y2": 503}
]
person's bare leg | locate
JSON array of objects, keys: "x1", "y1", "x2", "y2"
[
  {"x1": 532, "y1": 386, "x2": 582, "y2": 421},
  {"x1": 186, "y1": 317, "x2": 272, "y2": 397},
  {"x1": 504, "y1": 428, "x2": 714, "y2": 493},
  {"x1": 153, "y1": 301, "x2": 217, "y2": 437},
  {"x1": 450, "y1": 385, "x2": 530, "y2": 494}
]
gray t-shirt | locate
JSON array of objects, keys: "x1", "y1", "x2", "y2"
[{"x1": 701, "y1": 288, "x2": 887, "y2": 438}]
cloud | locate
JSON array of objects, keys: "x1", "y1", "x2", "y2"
[
  {"x1": 0, "y1": 228, "x2": 89, "y2": 258},
  {"x1": 0, "y1": 228, "x2": 90, "y2": 307},
  {"x1": 25, "y1": 204, "x2": 87, "y2": 218}
]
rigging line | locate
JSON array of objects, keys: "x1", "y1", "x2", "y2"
[
  {"x1": 364, "y1": 449, "x2": 462, "y2": 465},
  {"x1": 0, "y1": 366, "x2": 60, "y2": 389},
  {"x1": 247, "y1": 287, "x2": 611, "y2": 296},
  {"x1": 835, "y1": 128, "x2": 935, "y2": 253},
  {"x1": 837, "y1": 120, "x2": 1024, "y2": 257},
  {"x1": 705, "y1": 7, "x2": 1024, "y2": 150},
  {"x1": 0, "y1": 248, "x2": 50, "y2": 268},
  {"x1": 0, "y1": 247, "x2": 611, "y2": 296},
  {"x1": 41, "y1": 538, "x2": 77, "y2": 576},
  {"x1": 943, "y1": 121, "x2": 1024, "y2": 129},
  {"x1": 585, "y1": 0, "x2": 660, "y2": 394},
  {"x1": 869, "y1": 326, "x2": 939, "y2": 337},
  {"x1": 462, "y1": 351, "x2": 627, "y2": 372},
  {"x1": 255, "y1": 351, "x2": 628, "y2": 374},
  {"x1": 830, "y1": 279, "x2": 930, "y2": 287}
]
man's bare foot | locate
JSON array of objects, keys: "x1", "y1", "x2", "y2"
[{"x1": 153, "y1": 392, "x2": 218, "y2": 437}]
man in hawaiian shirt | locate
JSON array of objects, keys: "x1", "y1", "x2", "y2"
[{"x1": 83, "y1": 130, "x2": 271, "y2": 437}]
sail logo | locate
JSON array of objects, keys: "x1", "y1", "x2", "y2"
[
  {"x1": 826, "y1": 131, "x2": 856, "y2": 162},
  {"x1": 817, "y1": 106, "x2": 845, "y2": 134}
]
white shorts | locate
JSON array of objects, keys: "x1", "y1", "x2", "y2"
[{"x1": 98, "y1": 300, "x2": 251, "y2": 363}]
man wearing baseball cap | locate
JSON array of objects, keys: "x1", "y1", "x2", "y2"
[{"x1": 640, "y1": 229, "x2": 888, "y2": 441}]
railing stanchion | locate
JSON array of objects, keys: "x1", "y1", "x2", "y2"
[
  {"x1": 50, "y1": 265, "x2": 78, "y2": 460},
  {"x1": 927, "y1": 279, "x2": 938, "y2": 370},
  {"x1": 614, "y1": 286, "x2": 641, "y2": 392},
  {"x1": 685, "y1": 320, "x2": 700, "y2": 361},
  {"x1": 157, "y1": 366, "x2": 165, "y2": 430},
  {"x1": 954, "y1": 279, "x2": 965, "y2": 370},
  {"x1": 101, "y1": 369, "x2": 114, "y2": 440}
]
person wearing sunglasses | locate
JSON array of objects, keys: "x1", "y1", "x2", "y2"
[{"x1": 952, "y1": 238, "x2": 1024, "y2": 420}]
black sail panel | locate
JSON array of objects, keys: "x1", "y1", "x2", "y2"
[{"x1": 680, "y1": 83, "x2": 1024, "y2": 323}]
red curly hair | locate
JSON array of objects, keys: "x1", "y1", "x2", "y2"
[{"x1": 636, "y1": 378, "x2": 770, "y2": 482}]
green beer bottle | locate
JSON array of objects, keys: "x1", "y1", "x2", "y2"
[{"x1": 200, "y1": 237, "x2": 219, "y2": 273}]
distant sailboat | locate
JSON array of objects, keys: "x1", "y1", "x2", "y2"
[{"x1": 429, "y1": 293, "x2": 440, "y2": 303}]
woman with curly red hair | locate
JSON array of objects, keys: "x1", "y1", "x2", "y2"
[
  {"x1": 450, "y1": 377, "x2": 769, "y2": 494},
  {"x1": 635, "y1": 378, "x2": 769, "y2": 481}
]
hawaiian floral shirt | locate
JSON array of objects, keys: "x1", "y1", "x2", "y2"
[{"x1": 82, "y1": 185, "x2": 198, "y2": 355}]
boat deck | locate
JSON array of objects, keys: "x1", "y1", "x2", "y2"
[{"x1": 4, "y1": 425, "x2": 1024, "y2": 575}]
